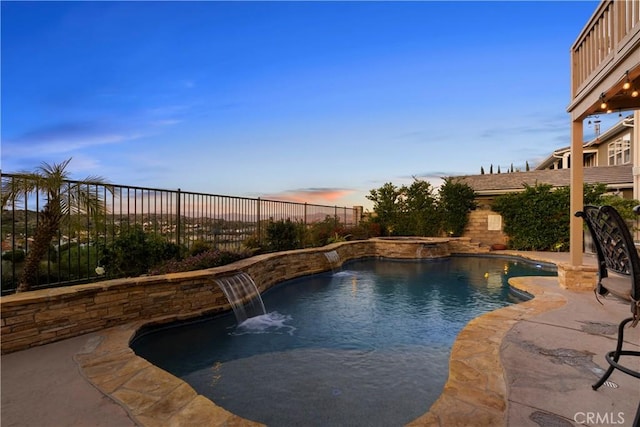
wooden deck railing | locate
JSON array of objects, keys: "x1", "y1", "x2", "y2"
[{"x1": 571, "y1": 0, "x2": 640, "y2": 98}]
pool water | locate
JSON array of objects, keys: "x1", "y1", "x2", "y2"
[{"x1": 132, "y1": 256, "x2": 556, "y2": 426}]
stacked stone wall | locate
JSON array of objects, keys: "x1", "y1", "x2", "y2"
[
  {"x1": 556, "y1": 262, "x2": 598, "y2": 291},
  {"x1": 463, "y1": 209, "x2": 508, "y2": 247},
  {"x1": 1, "y1": 238, "x2": 485, "y2": 354}
]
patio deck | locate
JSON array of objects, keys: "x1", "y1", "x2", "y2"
[{"x1": 1, "y1": 251, "x2": 638, "y2": 427}]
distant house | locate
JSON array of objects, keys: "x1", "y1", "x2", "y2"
[
  {"x1": 536, "y1": 115, "x2": 634, "y2": 171},
  {"x1": 451, "y1": 114, "x2": 636, "y2": 246}
]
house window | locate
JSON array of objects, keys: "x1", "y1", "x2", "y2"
[
  {"x1": 584, "y1": 152, "x2": 597, "y2": 167},
  {"x1": 608, "y1": 135, "x2": 631, "y2": 165}
]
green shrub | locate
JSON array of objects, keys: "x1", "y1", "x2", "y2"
[
  {"x1": 599, "y1": 195, "x2": 640, "y2": 229},
  {"x1": 2, "y1": 249, "x2": 25, "y2": 263},
  {"x1": 308, "y1": 216, "x2": 343, "y2": 247},
  {"x1": 242, "y1": 233, "x2": 263, "y2": 252},
  {"x1": 264, "y1": 219, "x2": 303, "y2": 252},
  {"x1": 99, "y1": 225, "x2": 182, "y2": 277},
  {"x1": 56, "y1": 243, "x2": 100, "y2": 281},
  {"x1": 346, "y1": 220, "x2": 380, "y2": 240},
  {"x1": 491, "y1": 183, "x2": 610, "y2": 251},
  {"x1": 149, "y1": 249, "x2": 250, "y2": 275},
  {"x1": 188, "y1": 239, "x2": 215, "y2": 257}
]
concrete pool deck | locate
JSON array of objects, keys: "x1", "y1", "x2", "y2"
[{"x1": 1, "y1": 251, "x2": 639, "y2": 426}]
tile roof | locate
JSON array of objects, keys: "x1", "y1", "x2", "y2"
[{"x1": 454, "y1": 165, "x2": 632, "y2": 194}]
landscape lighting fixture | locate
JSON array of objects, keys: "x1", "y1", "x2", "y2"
[{"x1": 623, "y1": 71, "x2": 631, "y2": 90}]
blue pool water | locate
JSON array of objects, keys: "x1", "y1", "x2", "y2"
[{"x1": 132, "y1": 256, "x2": 556, "y2": 426}]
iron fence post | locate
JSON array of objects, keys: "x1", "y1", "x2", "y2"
[
  {"x1": 176, "y1": 188, "x2": 181, "y2": 247},
  {"x1": 257, "y1": 197, "x2": 261, "y2": 248},
  {"x1": 304, "y1": 203, "x2": 308, "y2": 226}
]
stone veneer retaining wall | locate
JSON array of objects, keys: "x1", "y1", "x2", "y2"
[
  {"x1": 463, "y1": 209, "x2": 508, "y2": 247},
  {"x1": 0, "y1": 238, "x2": 486, "y2": 354}
]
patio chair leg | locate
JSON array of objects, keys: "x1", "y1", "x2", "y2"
[
  {"x1": 592, "y1": 317, "x2": 640, "y2": 390},
  {"x1": 592, "y1": 366, "x2": 616, "y2": 390}
]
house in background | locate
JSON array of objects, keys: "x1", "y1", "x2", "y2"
[
  {"x1": 536, "y1": 114, "x2": 634, "y2": 173},
  {"x1": 454, "y1": 113, "x2": 637, "y2": 247}
]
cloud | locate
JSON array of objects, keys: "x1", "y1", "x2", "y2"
[
  {"x1": 150, "y1": 119, "x2": 182, "y2": 126},
  {"x1": 262, "y1": 188, "x2": 355, "y2": 204},
  {"x1": 2, "y1": 120, "x2": 147, "y2": 157},
  {"x1": 479, "y1": 123, "x2": 566, "y2": 140},
  {"x1": 479, "y1": 111, "x2": 570, "y2": 141},
  {"x1": 146, "y1": 104, "x2": 191, "y2": 117},
  {"x1": 2, "y1": 100, "x2": 189, "y2": 162}
]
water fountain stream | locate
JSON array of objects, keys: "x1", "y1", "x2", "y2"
[
  {"x1": 214, "y1": 272, "x2": 266, "y2": 324},
  {"x1": 324, "y1": 250, "x2": 341, "y2": 272}
]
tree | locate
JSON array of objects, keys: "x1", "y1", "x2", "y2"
[
  {"x1": 401, "y1": 178, "x2": 439, "y2": 236},
  {"x1": 1, "y1": 159, "x2": 111, "y2": 292},
  {"x1": 480, "y1": 166, "x2": 485, "y2": 175},
  {"x1": 366, "y1": 182, "x2": 402, "y2": 235},
  {"x1": 438, "y1": 178, "x2": 477, "y2": 236},
  {"x1": 367, "y1": 179, "x2": 440, "y2": 237}
]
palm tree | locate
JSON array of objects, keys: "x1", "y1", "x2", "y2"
[{"x1": 1, "y1": 159, "x2": 111, "y2": 292}]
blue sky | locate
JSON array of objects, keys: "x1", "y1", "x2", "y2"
[{"x1": 1, "y1": 1, "x2": 610, "y2": 211}]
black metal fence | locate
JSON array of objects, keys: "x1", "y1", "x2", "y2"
[{"x1": 1, "y1": 173, "x2": 360, "y2": 294}]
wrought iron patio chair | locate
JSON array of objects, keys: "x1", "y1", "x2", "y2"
[{"x1": 575, "y1": 205, "x2": 640, "y2": 397}]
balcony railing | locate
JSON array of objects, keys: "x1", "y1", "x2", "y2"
[
  {"x1": 1, "y1": 173, "x2": 360, "y2": 294},
  {"x1": 571, "y1": 0, "x2": 640, "y2": 101}
]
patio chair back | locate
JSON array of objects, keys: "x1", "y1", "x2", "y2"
[
  {"x1": 575, "y1": 205, "x2": 640, "y2": 409},
  {"x1": 576, "y1": 205, "x2": 640, "y2": 322}
]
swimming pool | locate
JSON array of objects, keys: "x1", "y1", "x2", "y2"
[{"x1": 132, "y1": 256, "x2": 556, "y2": 426}]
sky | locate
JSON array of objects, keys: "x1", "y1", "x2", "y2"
[{"x1": 1, "y1": 0, "x2": 617, "y2": 212}]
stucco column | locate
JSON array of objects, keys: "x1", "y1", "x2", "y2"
[
  {"x1": 570, "y1": 119, "x2": 584, "y2": 266},
  {"x1": 633, "y1": 111, "x2": 640, "y2": 201},
  {"x1": 633, "y1": 111, "x2": 640, "y2": 241}
]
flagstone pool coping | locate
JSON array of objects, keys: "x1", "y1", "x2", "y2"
[{"x1": 73, "y1": 268, "x2": 567, "y2": 426}]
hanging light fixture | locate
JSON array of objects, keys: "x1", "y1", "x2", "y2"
[
  {"x1": 623, "y1": 71, "x2": 631, "y2": 90},
  {"x1": 632, "y1": 88, "x2": 639, "y2": 98},
  {"x1": 600, "y1": 93, "x2": 608, "y2": 110}
]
